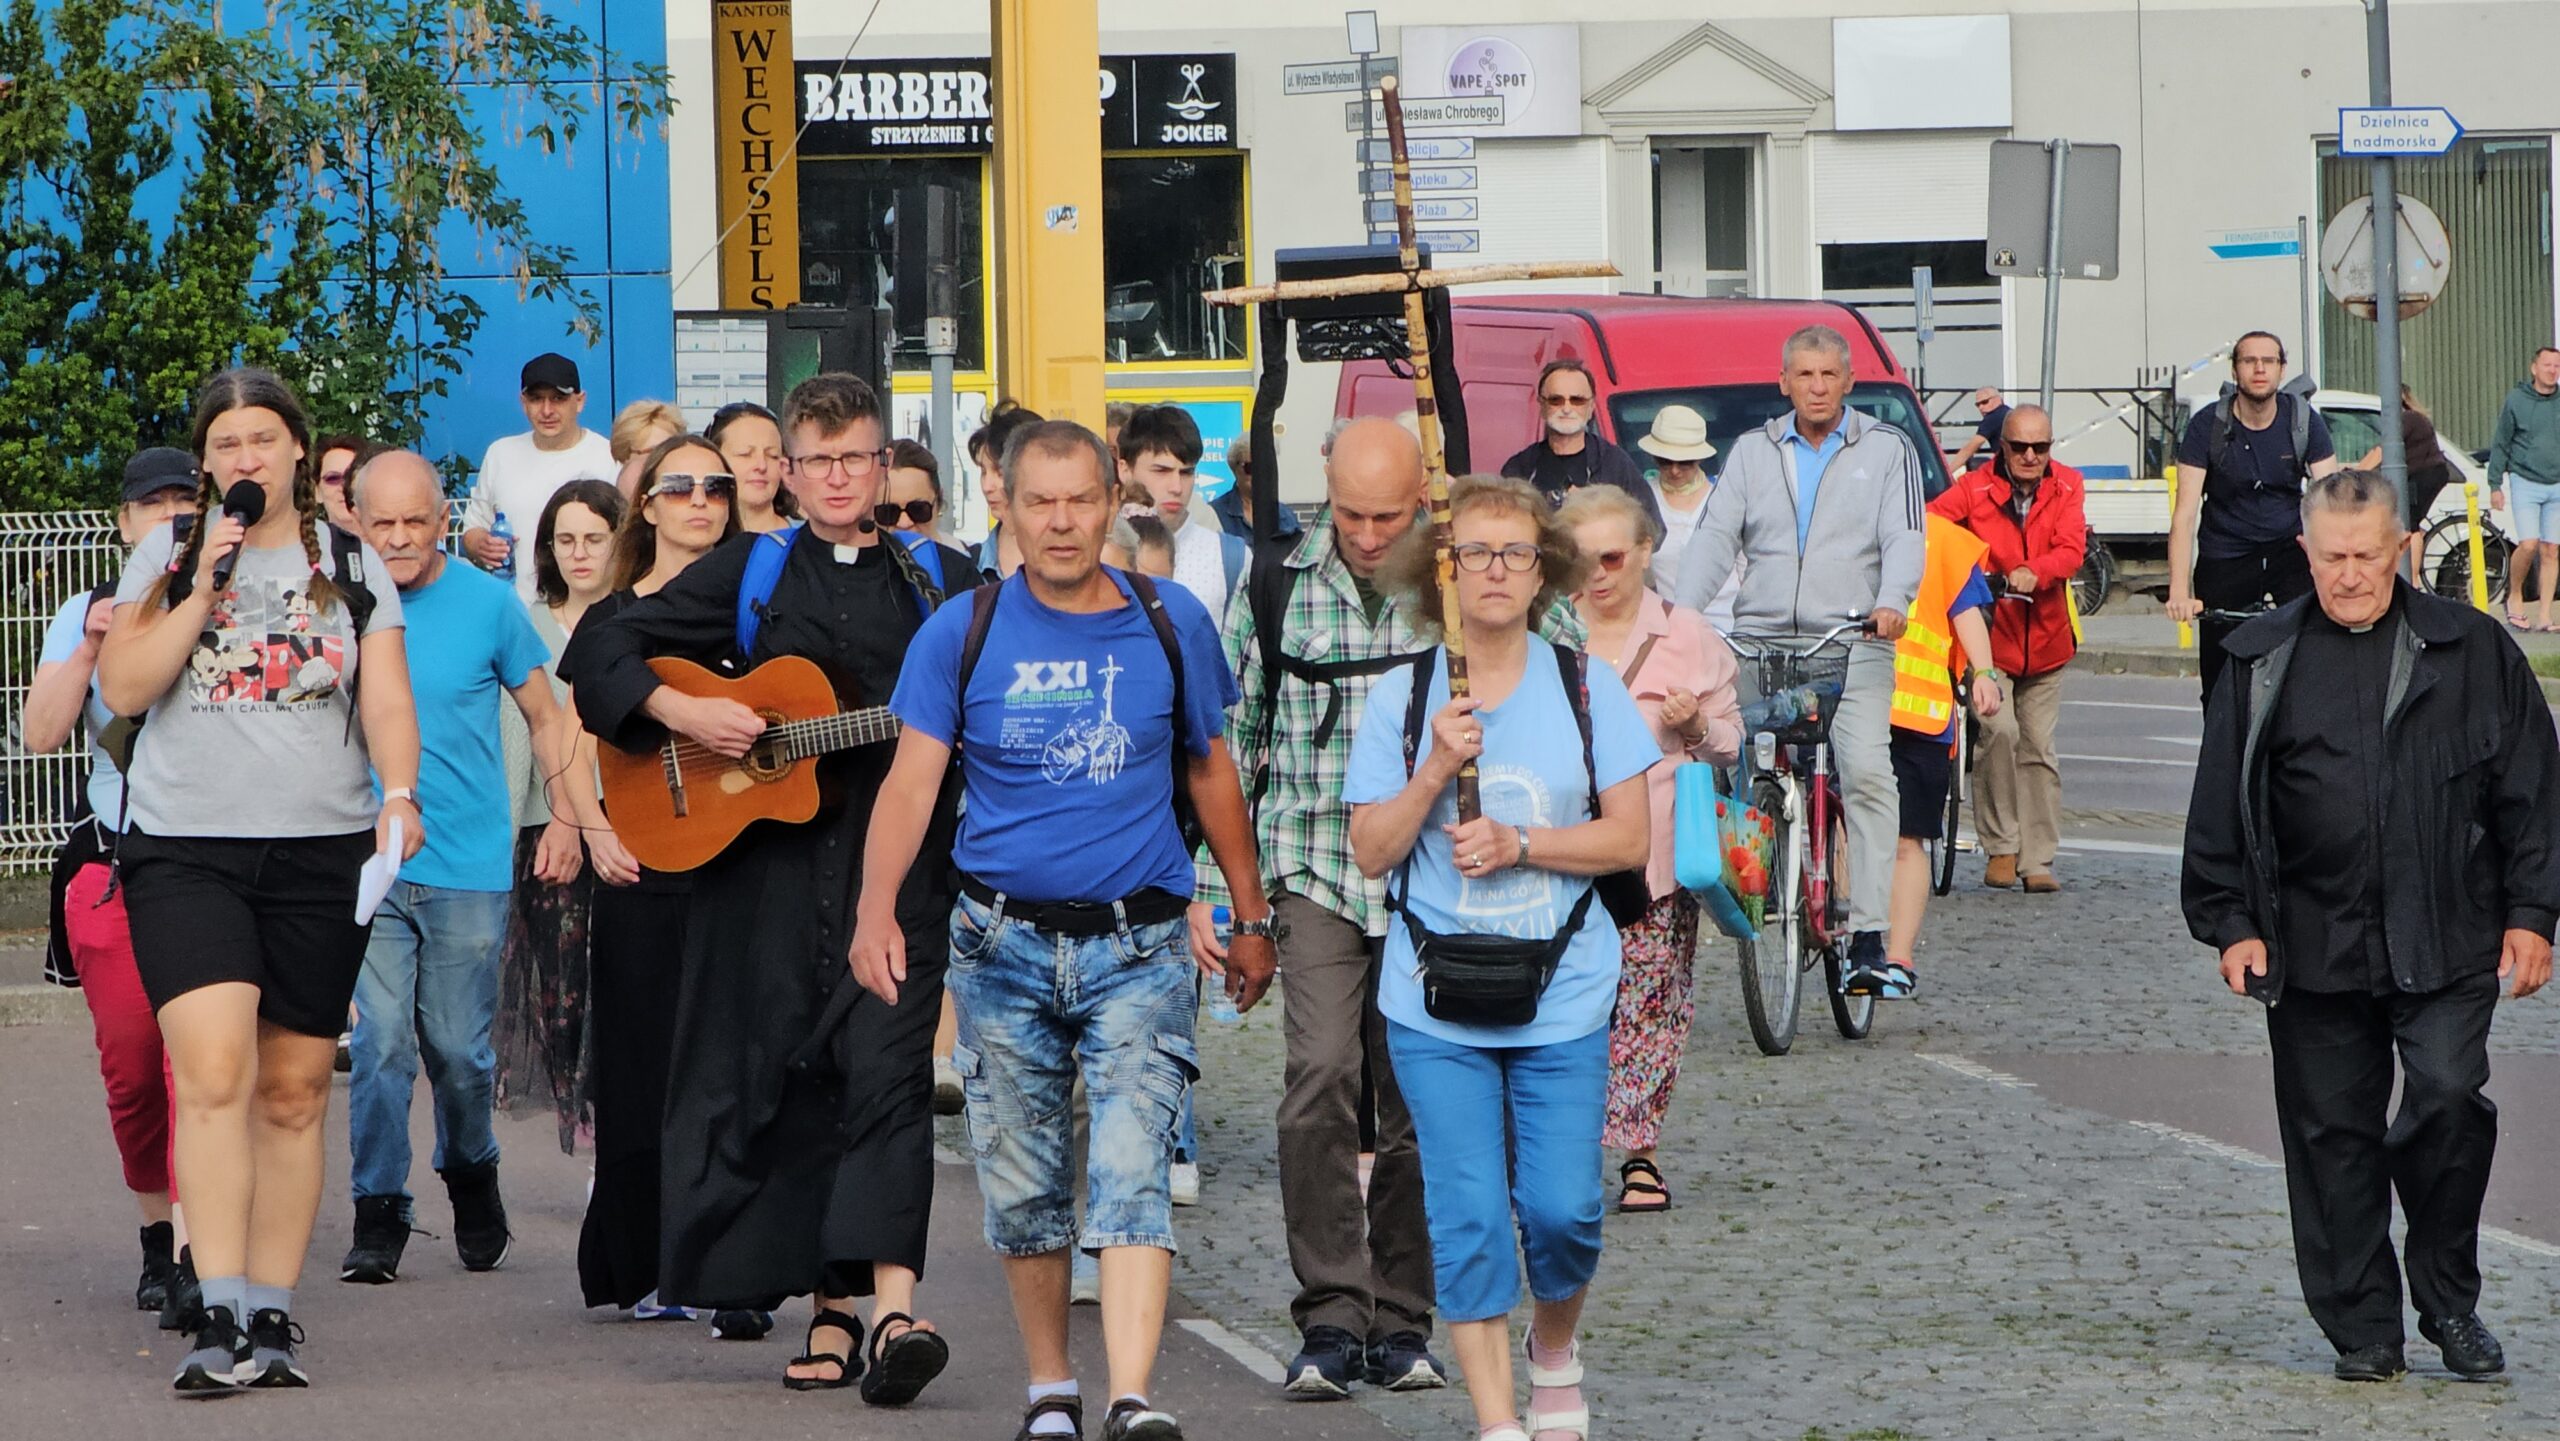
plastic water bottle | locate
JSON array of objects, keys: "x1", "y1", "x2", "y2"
[
  {"x1": 1205, "y1": 906, "x2": 1243, "y2": 1025},
  {"x1": 489, "y1": 513, "x2": 516, "y2": 579}
]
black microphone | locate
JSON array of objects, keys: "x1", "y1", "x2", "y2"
[{"x1": 210, "y1": 482, "x2": 266, "y2": 590}]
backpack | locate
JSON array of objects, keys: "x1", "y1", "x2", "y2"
[
  {"x1": 734, "y1": 525, "x2": 949, "y2": 660},
  {"x1": 953, "y1": 568, "x2": 1205, "y2": 852},
  {"x1": 1396, "y1": 641, "x2": 1652, "y2": 930},
  {"x1": 2204, "y1": 382, "x2": 2316, "y2": 489},
  {"x1": 1217, "y1": 529, "x2": 1249, "y2": 601},
  {"x1": 1243, "y1": 534, "x2": 1427, "y2": 805}
]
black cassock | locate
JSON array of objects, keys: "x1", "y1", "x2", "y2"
[{"x1": 566, "y1": 527, "x2": 969, "y2": 1308}]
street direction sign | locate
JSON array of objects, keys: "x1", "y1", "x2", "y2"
[
  {"x1": 1366, "y1": 196, "x2": 1479, "y2": 224},
  {"x1": 2338, "y1": 106, "x2": 2464, "y2": 157},
  {"x1": 1346, "y1": 94, "x2": 1504, "y2": 130},
  {"x1": 1282, "y1": 56, "x2": 1397, "y2": 96},
  {"x1": 1987, "y1": 139, "x2": 2122, "y2": 280},
  {"x1": 2206, "y1": 225, "x2": 2303, "y2": 261},
  {"x1": 1359, "y1": 166, "x2": 1477, "y2": 196},
  {"x1": 1360, "y1": 135, "x2": 1475, "y2": 163},
  {"x1": 1368, "y1": 229, "x2": 1480, "y2": 254}
]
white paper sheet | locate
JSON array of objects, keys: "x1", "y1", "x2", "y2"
[{"x1": 355, "y1": 817, "x2": 403, "y2": 925}]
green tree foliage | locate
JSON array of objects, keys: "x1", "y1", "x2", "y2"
[{"x1": 0, "y1": 0, "x2": 671, "y2": 508}]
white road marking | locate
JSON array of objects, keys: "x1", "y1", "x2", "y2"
[
  {"x1": 2059, "y1": 836, "x2": 2184, "y2": 857},
  {"x1": 1927, "y1": 1051, "x2": 2560, "y2": 1259},
  {"x1": 2145, "y1": 735, "x2": 2202, "y2": 747},
  {"x1": 1175, "y1": 1319, "x2": 1288, "y2": 1383},
  {"x1": 2064, "y1": 700, "x2": 2196, "y2": 712},
  {"x1": 2059, "y1": 753, "x2": 2195, "y2": 768}
]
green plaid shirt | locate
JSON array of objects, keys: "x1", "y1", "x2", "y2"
[{"x1": 1197, "y1": 511, "x2": 1584, "y2": 933}]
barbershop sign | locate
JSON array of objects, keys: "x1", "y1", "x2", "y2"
[{"x1": 799, "y1": 53, "x2": 1238, "y2": 156}]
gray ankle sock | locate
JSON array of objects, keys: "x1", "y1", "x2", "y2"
[
  {"x1": 198, "y1": 1275, "x2": 248, "y2": 1322},
  {"x1": 244, "y1": 1283, "x2": 292, "y2": 1318}
]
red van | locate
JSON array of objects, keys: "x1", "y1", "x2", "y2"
[{"x1": 1335, "y1": 294, "x2": 1950, "y2": 496}]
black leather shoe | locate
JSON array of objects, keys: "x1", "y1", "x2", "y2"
[
  {"x1": 2332, "y1": 1341, "x2": 2407, "y2": 1382},
  {"x1": 2420, "y1": 1312, "x2": 2505, "y2": 1377}
]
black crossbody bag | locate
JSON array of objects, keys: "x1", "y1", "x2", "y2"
[{"x1": 1386, "y1": 643, "x2": 1638, "y2": 1027}]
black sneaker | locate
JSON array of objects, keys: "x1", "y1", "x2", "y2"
[
  {"x1": 158, "y1": 1246, "x2": 202, "y2": 1331},
  {"x1": 243, "y1": 1307, "x2": 309, "y2": 1388},
  {"x1": 1364, "y1": 1331, "x2": 1449, "y2": 1391},
  {"x1": 171, "y1": 1304, "x2": 252, "y2": 1394},
  {"x1": 2333, "y1": 1341, "x2": 2407, "y2": 1382},
  {"x1": 1841, "y1": 930, "x2": 1889, "y2": 995},
  {"x1": 442, "y1": 1160, "x2": 512, "y2": 1272},
  {"x1": 709, "y1": 1309, "x2": 774, "y2": 1341},
  {"x1": 1102, "y1": 1398, "x2": 1183, "y2": 1441},
  {"x1": 136, "y1": 1221, "x2": 178, "y2": 1313},
  {"x1": 2420, "y1": 1312, "x2": 2505, "y2": 1377},
  {"x1": 1282, "y1": 1324, "x2": 1363, "y2": 1399},
  {"x1": 341, "y1": 1196, "x2": 412, "y2": 1284}
]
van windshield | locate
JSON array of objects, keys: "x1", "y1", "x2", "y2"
[{"x1": 1609, "y1": 384, "x2": 1952, "y2": 498}]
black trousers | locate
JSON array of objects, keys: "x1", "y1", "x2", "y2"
[
  {"x1": 2266, "y1": 972, "x2": 2499, "y2": 1352},
  {"x1": 2196, "y1": 539, "x2": 2314, "y2": 703}
]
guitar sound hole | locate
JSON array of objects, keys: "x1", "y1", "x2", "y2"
[{"x1": 742, "y1": 709, "x2": 793, "y2": 782}]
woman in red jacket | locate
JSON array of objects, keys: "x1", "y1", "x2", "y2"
[{"x1": 1927, "y1": 405, "x2": 2086, "y2": 894}]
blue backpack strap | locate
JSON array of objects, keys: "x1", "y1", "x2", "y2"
[{"x1": 735, "y1": 525, "x2": 800, "y2": 659}]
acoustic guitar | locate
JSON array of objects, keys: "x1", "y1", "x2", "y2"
[{"x1": 596, "y1": 654, "x2": 901, "y2": 872}]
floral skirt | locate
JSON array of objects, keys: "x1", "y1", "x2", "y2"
[
  {"x1": 493, "y1": 825, "x2": 596, "y2": 1155},
  {"x1": 1603, "y1": 889, "x2": 1701, "y2": 1151}
]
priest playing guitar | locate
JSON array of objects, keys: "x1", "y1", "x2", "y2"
[{"x1": 564, "y1": 372, "x2": 974, "y2": 1400}]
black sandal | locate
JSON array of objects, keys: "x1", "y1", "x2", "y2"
[
  {"x1": 783, "y1": 1308, "x2": 865, "y2": 1391},
  {"x1": 1015, "y1": 1393, "x2": 1085, "y2": 1440},
  {"x1": 860, "y1": 1310, "x2": 951, "y2": 1406},
  {"x1": 1616, "y1": 1157, "x2": 1672, "y2": 1214}
]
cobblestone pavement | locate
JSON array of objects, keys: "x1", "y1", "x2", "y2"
[{"x1": 1169, "y1": 846, "x2": 2560, "y2": 1441}]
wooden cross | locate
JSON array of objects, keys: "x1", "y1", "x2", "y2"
[{"x1": 1205, "y1": 74, "x2": 1618, "y2": 820}]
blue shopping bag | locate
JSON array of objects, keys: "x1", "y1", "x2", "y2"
[{"x1": 1674, "y1": 763, "x2": 1772, "y2": 941}]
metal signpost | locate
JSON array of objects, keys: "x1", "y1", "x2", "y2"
[
  {"x1": 1988, "y1": 138, "x2": 2122, "y2": 416},
  {"x1": 1911, "y1": 265, "x2": 1935, "y2": 395}
]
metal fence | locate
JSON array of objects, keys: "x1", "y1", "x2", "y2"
[{"x1": 0, "y1": 502, "x2": 474, "y2": 873}]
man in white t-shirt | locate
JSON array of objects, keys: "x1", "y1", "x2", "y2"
[
  {"x1": 1118, "y1": 404, "x2": 1247, "y2": 618},
  {"x1": 460, "y1": 353, "x2": 618, "y2": 605}
]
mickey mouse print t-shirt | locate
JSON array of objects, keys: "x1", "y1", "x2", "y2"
[{"x1": 113, "y1": 522, "x2": 404, "y2": 838}]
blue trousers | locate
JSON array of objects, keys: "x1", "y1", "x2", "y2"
[
  {"x1": 1386, "y1": 1020, "x2": 1609, "y2": 1323},
  {"x1": 348, "y1": 883, "x2": 508, "y2": 1210}
]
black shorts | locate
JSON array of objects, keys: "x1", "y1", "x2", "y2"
[
  {"x1": 1890, "y1": 730, "x2": 1955, "y2": 841},
  {"x1": 118, "y1": 829, "x2": 374, "y2": 1038}
]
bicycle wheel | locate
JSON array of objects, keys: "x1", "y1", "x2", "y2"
[
  {"x1": 2071, "y1": 538, "x2": 2116, "y2": 617},
  {"x1": 2424, "y1": 514, "x2": 2512, "y2": 604},
  {"x1": 1735, "y1": 775, "x2": 1802, "y2": 1057},
  {"x1": 1932, "y1": 718, "x2": 1967, "y2": 897},
  {"x1": 1824, "y1": 804, "x2": 1876, "y2": 1040}
]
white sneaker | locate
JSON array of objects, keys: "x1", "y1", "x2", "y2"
[{"x1": 1169, "y1": 1161, "x2": 1201, "y2": 1207}]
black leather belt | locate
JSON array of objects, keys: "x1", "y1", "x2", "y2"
[{"x1": 958, "y1": 874, "x2": 1189, "y2": 937}]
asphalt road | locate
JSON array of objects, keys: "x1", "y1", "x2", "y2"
[{"x1": 2053, "y1": 672, "x2": 2202, "y2": 820}]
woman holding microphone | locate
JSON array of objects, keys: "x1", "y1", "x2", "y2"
[{"x1": 99, "y1": 368, "x2": 419, "y2": 1395}]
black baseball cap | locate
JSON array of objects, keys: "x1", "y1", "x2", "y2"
[
  {"x1": 121, "y1": 448, "x2": 197, "y2": 503},
  {"x1": 520, "y1": 352, "x2": 582, "y2": 395}
]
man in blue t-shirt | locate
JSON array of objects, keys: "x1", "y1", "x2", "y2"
[
  {"x1": 341, "y1": 452, "x2": 577, "y2": 1286},
  {"x1": 855, "y1": 421, "x2": 1276, "y2": 1441}
]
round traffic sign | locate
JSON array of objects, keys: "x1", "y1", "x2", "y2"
[{"x1": 2320, "y1": 195, "x2": 2452, "y2": 320}]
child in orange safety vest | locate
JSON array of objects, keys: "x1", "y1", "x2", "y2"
[{"x1": 1875, "y1": 513, "x2": 2005, "y2": 998}]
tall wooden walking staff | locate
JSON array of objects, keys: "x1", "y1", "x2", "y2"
[{"x1": 1378, "y1": 76, "x2": 1481, "y2": 819}]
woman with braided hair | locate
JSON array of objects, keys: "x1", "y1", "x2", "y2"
[{"x1": 99, "y1": 367, "x2": 419, "y2": 1395}]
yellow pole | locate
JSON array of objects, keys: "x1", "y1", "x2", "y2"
[
  {"x1": 989, "y1": 0, "x2": 1106, "y2": 425},
  {"x1": 2464, "y1": 480, "x2": 2490, "y2": 612}
]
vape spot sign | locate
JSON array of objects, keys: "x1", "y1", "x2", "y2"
[{"x1": 1445, "y1": 37, "x2": 1534, "y2": 111}]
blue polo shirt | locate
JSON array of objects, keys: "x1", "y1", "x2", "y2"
[
  {"x1": 1783, "y1": 415, "x2": 1848, "y2": 553},
  {"x1": 391, "y1": 559, "x2": 550, "y2": 891}
]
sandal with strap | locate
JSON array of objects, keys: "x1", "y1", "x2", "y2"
[
  {"x1": 1015, "y1": 1393, "x2": 1085, "y2": 1440},
  {"x1": 783, "y1": 1308, "x2": 865, "y2": 1391},
  {"x1": 1526, "y1": 1340, "x2": 1590, "y2": 1440},
  {"x1": 859, "y1": 1310, "x2": 951, "y2": 1407},
  {"x1": 1615, "y1": 1157, "x2": 1671, "y2": 1213}
]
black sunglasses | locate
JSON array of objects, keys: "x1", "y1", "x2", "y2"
[
  {"x1": 873, "y1": 499, "x2": 937, "y2": 528},
  {"x1": 649, "y1": 472, "x2": 737, "y2": 501},
  {"x1": 2002, "y1": 440, "x2": 2053, "y2": 455}
]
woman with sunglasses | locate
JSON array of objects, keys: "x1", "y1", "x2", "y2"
[
  {"x1": 495, "y1": 480, "x2": 631, "y2": 1164},
  {"x1": 881, "y1": 439, "x2": 949, "y2": 547},
  {"x1": 575, "y1": 437, "x2": 759, "y2": 1332},
  {"x1": 1556, "y1": 486, "x2": 1740, "y2": 1217},
  {"x1": 1346, "y1": 475, "x2": 1655, "y2": 1441},
  {"x1": 709, "y1": 401, "x2": 796, "y2": 534}
]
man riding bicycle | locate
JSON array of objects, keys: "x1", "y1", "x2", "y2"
[{"x1": 1677, "y1": 323, "x2": 1926, "y2": 995}]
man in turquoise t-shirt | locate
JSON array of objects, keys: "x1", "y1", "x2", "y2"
[{"x1": 341, "y1": 452, "x2": 577, "y2": 1286}]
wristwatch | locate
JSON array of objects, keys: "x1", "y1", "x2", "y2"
[
  {"x1": 1514, "y1": 825, "x2": 1533, "y2": 867},
  {"x1": 1232, "y1": 914, "x2": 1276, "y2": 940}
]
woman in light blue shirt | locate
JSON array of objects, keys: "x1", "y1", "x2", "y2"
[{"x1": 1345, "y1": 476, "x2": 1654, "y2": 1441}]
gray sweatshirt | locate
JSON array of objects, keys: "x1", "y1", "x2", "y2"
[
  {"x1": 2489, "y1": 380, "x2": 2560, "y2": 489},
  {"x1": 1673, "y1": 409, "x2": 1925, "y2": 638}
]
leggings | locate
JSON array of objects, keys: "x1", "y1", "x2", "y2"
[{"x1": 67, "y1": 861, "x2": 175, "y2": 1197}]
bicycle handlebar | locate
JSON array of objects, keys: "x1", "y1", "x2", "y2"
[{"x1": 1726, "y1": 614, "x2": 1876, "y2": 661}]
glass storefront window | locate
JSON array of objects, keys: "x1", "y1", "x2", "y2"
[
  {"x1": 1103, "y1": 154, "x2": 1248, "y2": 365},
  {"x1": 797, "y1": 157, "x2": 988, "y2": 373}
]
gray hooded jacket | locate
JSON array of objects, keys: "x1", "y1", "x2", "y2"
[{"x1": 1673, "y1": 409, "x2": 1926, "y2": 638}]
